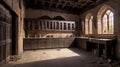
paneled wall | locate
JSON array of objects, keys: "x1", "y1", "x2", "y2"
[
  {"x1": 23, "y1": 38, "x2": 75, "y2": 50},
  {"x1": 24, "y1": 19, "x2": 76, "y2": 49}
]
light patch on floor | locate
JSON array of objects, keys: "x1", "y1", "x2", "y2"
[{"x1": 15, "y1": 48, "x2": 80, "y2": 64}]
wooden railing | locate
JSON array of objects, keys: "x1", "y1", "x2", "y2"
[
  {"x1": 24, "y1": 19, "x2": 75, "y2": 31},
  {"x1": 24, "y1": 19, "x2": 76, "y2": 38}
]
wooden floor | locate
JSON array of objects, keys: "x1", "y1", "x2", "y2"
[{"x1": 2, "y1": 48, "x2": 118, "y2": 67}]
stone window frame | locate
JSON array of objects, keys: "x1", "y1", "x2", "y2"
[
  {"x1": 85, "y1": 13, "x2": 93, "y2": 34},
  {"x1": 97, "y1": 5, "x2": 114, "y2": 34}
]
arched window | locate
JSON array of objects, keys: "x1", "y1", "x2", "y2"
[
  {"x1": 103, "y1": 14, "x2": 108, "y2": 34},
  {"x1": 85, "y1": 19, "x2": 88, "y2": 34},
  {"x1": 109, "y1": 11, "x2": 114, "y2": 34},
  {"x1": 85, "y1": 14, "x2": 93, "y2": 34},
  {"x1": 98, "y1": 5, "x2": 114, "y2": 34}
]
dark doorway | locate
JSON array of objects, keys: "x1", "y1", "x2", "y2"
[{"x1": 11, "y1": 13, "x2": 18, "y2": 55}]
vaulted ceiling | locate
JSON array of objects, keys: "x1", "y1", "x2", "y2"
[{"x1": 25, "y1": 0, "x2": 108, "y2": 14}]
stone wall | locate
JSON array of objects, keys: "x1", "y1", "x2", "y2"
[
  {"x1": 79, "y1": 0, "x2": 120, "y2": 58},
  {"x1": 3, "y1": 0, "x2": 25, "y2": 55},
  {"x1": 25, "y1": 9, "x2": 80, "y2": 21}
]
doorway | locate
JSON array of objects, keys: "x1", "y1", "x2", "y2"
[{"x1": 11, "y1": 13, "x2": 18, "y2": 55}]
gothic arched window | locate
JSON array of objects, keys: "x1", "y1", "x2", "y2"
[
  {"x1": 85, "y1": 14, "x2": 93, "y2": 34},
  {"x1": 98, "y1": 5, "x2": 114, "y2": 34}
]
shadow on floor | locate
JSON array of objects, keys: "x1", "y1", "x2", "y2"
[
  {"x1": 3, "y1": 48, "x2": 110, "y2": 67},
  {"x1": 4, "y1": 56, "x2": 109, "y2": 67}
]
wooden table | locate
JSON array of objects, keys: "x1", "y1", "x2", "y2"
[{"x1": 86, "y1": 38, "x2": 116, "y2": 59}]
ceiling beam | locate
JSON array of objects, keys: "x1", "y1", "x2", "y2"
[
  {"x1": 49, "y1": 0, "x2": 53, "y2": 7},
  {"x1": 56, "y1": 0, "x2": 62, "y2": 8},
  {"x1": 62, "y1": 2, "x2": 67, "y2": 8},
  {"x1": 42, "y1": 1, "x2": 45, "y2": 6},
  {"x1": 27, "y1": 0, "x2": 29, "y2": 2},
  {"x1": 96, "y1": 0, "x2": 101, "y2": 3},
  {"x1": 79, "y1": 0, "x2": 93, "y2": 8},
  {"x1": 35, "y1": 0, "x2": 37, "y2": 5},
  {"x1": 71, "y1": 0, "x2": 81, "y2": 10}
]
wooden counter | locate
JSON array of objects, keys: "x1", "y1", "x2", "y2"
[
  {"x1": 23, "y1": 38, "x2": 75, "y2": 50},
  {"x1": 76, "y1": 37, "x2": 116, "y2": 59}
]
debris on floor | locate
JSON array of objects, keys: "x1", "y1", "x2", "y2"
[
  {"x1": 2, "y1": 48, "x2": 120, "y2": 67},
  {"x1": 9, "y1": 55, "x2": 21, "y2": 62}
]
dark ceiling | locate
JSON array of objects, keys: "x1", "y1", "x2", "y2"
[{"x1": 25, "y1": 0, "x2": 108, "y2": 14}]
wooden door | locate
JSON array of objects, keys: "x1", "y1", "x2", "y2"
[{"x1": 0, "y1": 8, "x2": 11, "y2": 64}]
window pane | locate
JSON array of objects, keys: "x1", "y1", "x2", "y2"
[
  {"x1": 89, "y1": 16, "x2": 93, "y2": 34},
  {"x1": 106, "y1": 10, "x2": 111, "y2": 15},
  {"x1": 109, "y1": 12, "x2": 114, "y2": 34},
  {"x1": 85, "y1": 19, "x2": 88, "y2": 34},
  {"x1": 98, "y1": 18, "x2": 102, "y2": 34},
  {"x1": 98, "y1": 9, "x2": 114, "y2": 34},
  {"x1": 82, "y1": 21, "x2": 85, "y2": 33},
  {"x1": 103, "y1": 14, "x2": 108, "y2": 34}
]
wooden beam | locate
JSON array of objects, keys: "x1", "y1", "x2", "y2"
[
  {"x1": 96, "y1": 0, "x2": 101, "y2": 3},
  {"x1": 42, "y1": 1, "x2": 45, "y2": 6},
  {"x1": 26, "y1": 0, "x2": 29, "y2": 2},
  {"x1": 35, "y1": 0, "x2": 37, "y2": 5},
  {"x1": 49, "y1": 0, "x2": 53, "y2": 7},
  {"x1": 56, "y1": 0, "x2": 62, "y2": 8},
  {"x1": 71, "y1": 0, "x2": 93, "y2": 10},
  {"x1": 79, "y1": 0, "x2": 93, "y2": 8},
  {"x1": 71, "y1": 0, "x2": 81, "y2": 10},
  {"x1": 62, "y1": 2, "x2": 67, "y2": 8}
]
